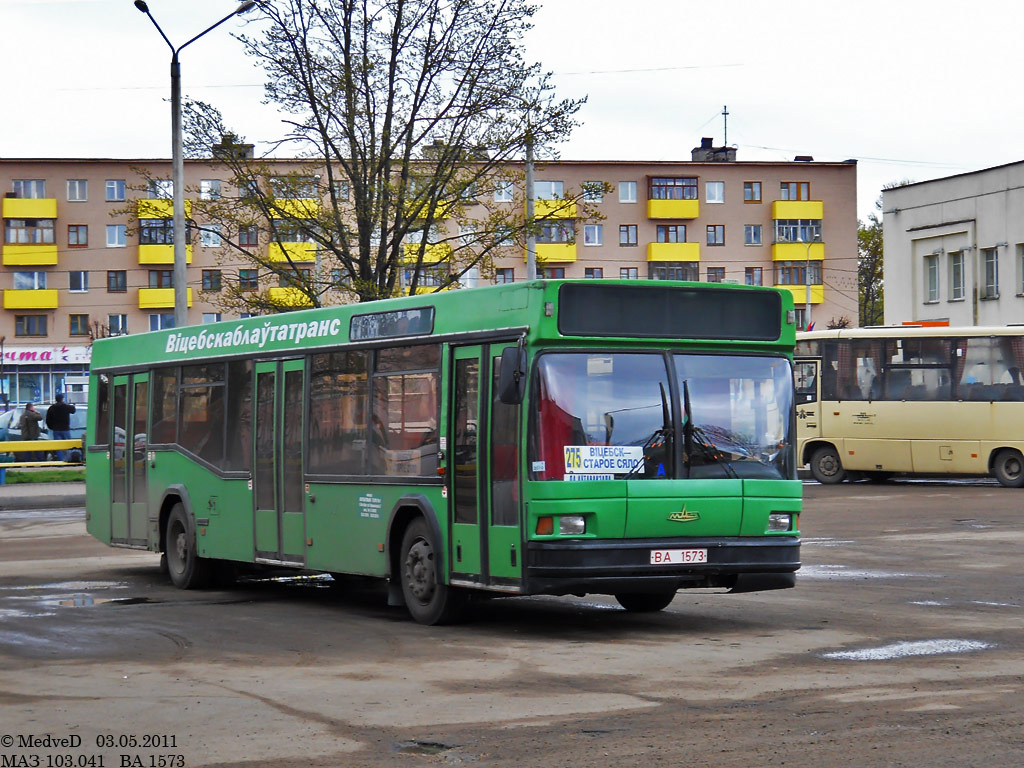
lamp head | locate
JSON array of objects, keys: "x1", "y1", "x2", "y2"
[
  {"x1": 236, "y1": 1, "x2": 257, "y2": 12},
  {"x1": 134, "y1": 0, "x2": 149, "y2": 12}
]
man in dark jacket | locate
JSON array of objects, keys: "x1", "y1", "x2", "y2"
[
  {"x1": 18, "y1": 402, "x2": 44, "y2": 461},
  {"x1": 45, "y1": 393, "x2": 76, "y2": 461}
]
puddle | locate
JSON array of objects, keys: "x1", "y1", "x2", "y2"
[
  {"x1": 39, "y1": 596, "x2": 154, "y2": 608},
  {"x1": 395, "y1": 741, "x2": 453, "y2": 755},
  {"x1": 0, "y1": 581, "x2": 127, "y2": 593},
  {"x1": 822, "y1": 639, "x2": 993, "y2": 661}
]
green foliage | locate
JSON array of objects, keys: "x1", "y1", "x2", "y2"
[
  {"x1": 3, "y1": 468, "x2": 85, "y2": 484},
  {"x1": 859, "y1": 202, "x2": 885, "y2": 326}
]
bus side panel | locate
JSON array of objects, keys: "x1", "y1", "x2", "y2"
[
  {"x1": 85, "y1": 450, "x2": 112, "y2": 544},
  {"x1": 740, "y1": 479, "x2": 802, "y2": 537}
]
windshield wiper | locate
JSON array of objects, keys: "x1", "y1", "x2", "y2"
[
  {"x1": 682, "y1": 380, "x2": 736, "y2": 479},
  {"x1": 624, "y1": 383, "x2": 672, "y2": 478}
]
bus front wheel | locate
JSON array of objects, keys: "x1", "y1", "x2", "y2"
[
  {"x1": 615, "y1": 591, "x2": 676, "y2": 612},
  {"x1": 993, "y1": 449, "x2": 1024, "y2": 487},
  {"x1": 400, "y1": 518, "x2": 464, "y2": 625},
  {"x1": 165, "y1": 503, "x2": 212, "y2": 589},
  {"x1": 810, "y1": 445, "x2": 847, "y2": 484}
]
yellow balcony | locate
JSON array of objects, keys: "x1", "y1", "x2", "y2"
[
  {"x1": 270, "y1": 199, "x2": 321, "y2": 219},
  {"x1": 4, "y1": 289, "x2": 58, "y2": 310},
  {"x1": 138, "y1": 288, "x2": 192, "y2": 309},
  {"x1": 647, "y1": 242, "x2": 700, "y2": 262},
  {"x1": 533, "y1": 199, "x2": 577, "y2": 219},
  {"x1": 136, "y1": 199, "x2": 192, "y2": 218},
  {"x1": 772, "y1": 242, "x2": 825, "y2": 261},
  {"x1": 268, "y1": 287, "x2": 314, "y2": 308},
  {"x1": 775, "y1": 284, "x2": 825, "y2": 305},
  {"x1": 3, "y1": 244, "x2": 59, "y2": 266},
  {"x1": 2, "y1": 198, "x2": 57, "y2": 219},
  {"x1": 268, "y1": 242, "x2": 318, "y2": 263},
  {"x1": 138, "y1": 244, "x2": 193, "y2": 265},
  {"x1": 647, "y1": 199, "x2": 699, "y2": 220},
  {"x1": 772, "y1": 200, "x2": 823, "y2": 220},
  {"x1": 532, "y1": 242, "x2": 577, "y2": 263},
  {"x1": 405, "y1": 284, "x2": 452, "y2": 295},
  {"x1": 401, "y1": 243, "x2": 452, "y2": 264}
]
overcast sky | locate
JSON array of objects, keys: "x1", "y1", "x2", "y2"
[{"x1": 3, "y1": 0, "x2": 1020, "y2": 220}]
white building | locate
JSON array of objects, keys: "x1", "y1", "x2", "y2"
[{"x1": 883, "y1": 161, "x2": 1024, "y2": 326}]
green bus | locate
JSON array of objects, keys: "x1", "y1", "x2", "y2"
[{"x1": 85, "y1": 280, "x2": 801, "y2": 624}]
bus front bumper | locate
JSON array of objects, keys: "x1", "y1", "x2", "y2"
[{"x1": 523, "y1": 536, "x2": 800, "y2": 596}]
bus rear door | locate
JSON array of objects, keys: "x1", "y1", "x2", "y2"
[{"x1": 110, "y1": 373, "x2": 149, "y2": 547}]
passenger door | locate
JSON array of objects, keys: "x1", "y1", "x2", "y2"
[
  {"x1": 253, "y1": 359, "x2": 306, "y2": 565},
  {"x1": 110, "y1": 373, "x2": 149, "y2": 547},
  {"x1": 795, "y1": 360, "x2": 821, "y2": 446}
]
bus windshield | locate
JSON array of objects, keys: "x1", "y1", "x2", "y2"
[{"x1": 530, "y1": 352, "x2": 794, "y2": 481}]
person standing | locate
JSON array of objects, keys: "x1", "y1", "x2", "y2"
[
  {"x1": 45, "y1": 393, "x2": 77, "y2": 462},
  {"x1": 18, "y1": 402, "x2": 44, "y2": 461}
]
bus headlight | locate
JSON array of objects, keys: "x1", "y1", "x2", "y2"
[
  {"x1": 768, "y1": 513, "x2": 792, "y2": 532},
  {"x1": 559, "y1": 515, "x2": 586, "y2": 535}
]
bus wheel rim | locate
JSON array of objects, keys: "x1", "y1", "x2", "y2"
[{"x1": 405, "y1": 538, "x2": 435, "y2": 604}]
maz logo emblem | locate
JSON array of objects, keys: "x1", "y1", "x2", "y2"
[{"x1": 668, "y1": 507, "x2": 700, "y2": 523}]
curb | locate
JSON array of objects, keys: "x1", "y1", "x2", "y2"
[{"x1": 0, "y1": 482, "x2": 86, "y2": 511}]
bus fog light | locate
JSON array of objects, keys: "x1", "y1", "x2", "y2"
[
  {"x1": 536, "y1": 516, "x2": 554, "y2": 536},
  {"x1": 559, "y1": 515, "x2": 586, "y2": 535},
  {"x1": 768, "y1": 513, "x2": 792, "y2": 532}
]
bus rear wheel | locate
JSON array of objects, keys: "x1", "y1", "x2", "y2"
[
  {"x1": 400, "y1": 518, "x2": 464, "y2": 625},
  {"x1": 615, "y1": 591, "x2": 676, "y2": 612},
  {"x1": 165, "y1": 503, "x2": 212, "y2": 589},
  {"x1": 810, "y1": 445, "x2": 847, "y2": 484},
  {"x1": 993, "y1": 449, "x2": 1024, "y2": 487}
]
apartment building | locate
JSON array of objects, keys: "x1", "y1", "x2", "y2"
[
  {"x1": 883, "y1": 161, "x2": 1024, "y2": 326},
  {"x1": 0, "y1": 143, "x2": 858, "y2": 404}
]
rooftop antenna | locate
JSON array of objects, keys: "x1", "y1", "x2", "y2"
[{"x1": 722, "y1": 105, "x2": 730, "y2": 147}]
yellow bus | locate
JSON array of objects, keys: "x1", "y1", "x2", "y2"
[{"x1": 795, "y1": 326, "x2": 1024, "y2": 487}]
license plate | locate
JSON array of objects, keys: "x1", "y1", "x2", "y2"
[{"x1": 650, "y1": 548, "x2": 707, "y2": 565}]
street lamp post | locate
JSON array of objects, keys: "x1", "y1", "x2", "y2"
[{"x1": 134, "y1": 0, "x2": 256, "y2": 328}]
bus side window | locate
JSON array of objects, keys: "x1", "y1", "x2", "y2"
[{"x1": 794, "y1": 362, "x2": 818, "y2": 404}]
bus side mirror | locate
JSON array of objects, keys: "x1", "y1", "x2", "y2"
[{"x1": 498, "y1": 346, "x2": 527, "y2": 405}]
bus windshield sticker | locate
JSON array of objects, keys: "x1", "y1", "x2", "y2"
[
  {"x1": 350, "y1": 308, "x2": 435, "y2": 341},
  {"x1": 565, "y1": 473, "x2": 615, "y2": 482},
  {"x1": 564, "y1": 445, "x2": 644, "y2": 475}
]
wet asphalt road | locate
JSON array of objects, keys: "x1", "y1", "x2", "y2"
[{"x1": 0, "y1": 479, "x2": 1022, "y2": 768}]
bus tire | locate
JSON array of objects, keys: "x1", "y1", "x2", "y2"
[
  {"x1": 165, "y1": 503, "x2": 212, "y2": 589},
  {"x1": 810, "y1": 445, "x2": 847, "y2": 484},
  {"x1": 993, "y1": 449, "x2": 1024, "y2": 487},
  {"x1": 615, "y1": 591, "x2": 676, "y2": 612},
  {"x1": 399, "y1": 518, "x2": 464, "y2": 625}
]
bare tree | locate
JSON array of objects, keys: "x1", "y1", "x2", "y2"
[{"x1": 181, "y1": 0, "x2": 589, "y2": 310}]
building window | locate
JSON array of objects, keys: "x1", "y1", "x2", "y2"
[
  {"x1": 774, "y1": 219, "x2": 821, "y2": 243},
  {"x1": 201, "y1": 270, "x2": 222, "y2": 292},
  {"x1": 69, "y1": 314, "x2": 89, "y2": 336},
  {"x1": 745, "y1": 267, "x2": 763, "y2": 286},
  {"x1": 106, "y1": 224, "x2": 126, "y2": 247},
  {"x1": 202, "y1": 313, "x2": 222, "y2": 324},
  {"x1": 950, "y1": 251, "x2": 965, "y2": 300},
  {"x1": 108, "y1": 314, "x2": 128, "y2": 335},
  {"x1": 270, "y1": 176, "x2": 317, "y2": 199},
  {"x1": 494, "y1": 268, "x2": 514, "y2": 284},
  {"x1": 744, "y1": 225, "x2": 762, "y2": 245},
  {"x1": 68, "y1": 224, "x2": 88, "y2": 247},
  {"x1": 238, "y1": 226, "x2": 259, "y2": 248},
  {"x1": 239, "y1": 269, "x2": 258, "y2": 291},
  {"x1": 537, "y1": 221, "x2": 573, "y2": 244},
  {"x1": 619, "y1": 224, "x2": 638, "y2": 246},
  {"x1": 780, "y1": 181, "x2": 810, "y2": 201},
  {"x1": 649, "y1": 177, "x2": 698, "y2": 200},
  {"x1": 494, "y1": 180, "x2": 514, "y2": 203},
  {"x1": 66, "y1": 179, "x2": 88, "y2": 202},
  {"x1": 744, "y1": 182, "x2": 762, "y2": 203},
  {"x1": 656, "y1": 225, "x2": 685, "y2": 243},
  {"x1": 706, "y1": 225, "x2": 725, "y2": 246},
  {"x1": 200, "y1": 225, "x2": 222, "y2": 248},
  {"x1": 199, "y1": 179, "x2": 221, "y2": 200},
  {"x1": 705, "y1": 181, "x2": 724, "y2": 203},
  {"x1": 69, "y1": 271, "x2": 88, "y2": 293},
  {"x1": 12, "y1": 180, "x2": 45, "y2": 199},
  {"x1": 148, "y1": 179, "x2": 174, "y2": 199},
  {"x1": 333, "y1": 181, "x2": 350, "y2": 201},
  {"x1": 139, "y1": 219, "x2": 175, "y2": 245},
  {"x1": 706, "y1": 267, "x2": 725, "y2": 283},
  {"x1": 5, "y1": 219, "x2": 55, "y2": 244},
  {"x1": 13, "y1": 271, "x2": 47, "y2": 290},
  {"x1": 534, "y1": 180, "x2": 563, "y2": 200},
  {"x1": 149, "y1": 269, "x2": 173, "y2": 289},
  {"x1": 106, "y1": 180, "x2": 126, "y2": 202},
  {"x1": 775, "y1": 261, "x2": 822, "y2": 285},
  {"x1": 982, "y1": 247, "x2": 999, "y2": 299},
  {"x1": 239, "y1": 312, "x2": 256, "y2": 319},
  {"x1": 149, "y1": 313, "x2": 175, "y2": 331},
  {"x1": 618, "y1": 181, "x2": 637, "y2": 203},
  {"x1": 107, "y1": 270, "x2": 127, "y2": 292},
  {"x1": 542, "y1": 267, "x2": 565, "y2": 279},
  {"x1": 585, "y1": 268, "x2": 603, "y2": 279},
  {"x1": 582, "y1": 181, "x2": 603, "y2": 202},
  {"x1": 583, "y1": 224, "x2": 603, "y2": 246},
  {"x1": 924, "y1": 254, "x2": 940, "y2": 302},
  {"x1": 15, "y1": 315, "x2": 47, "y2": 337},
  {"x1": 650, "y1": 262, "x2": 697, "y2": 281},
  {"x1": 619, "y1": 267, "x2": 639, "y2": 280}
]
